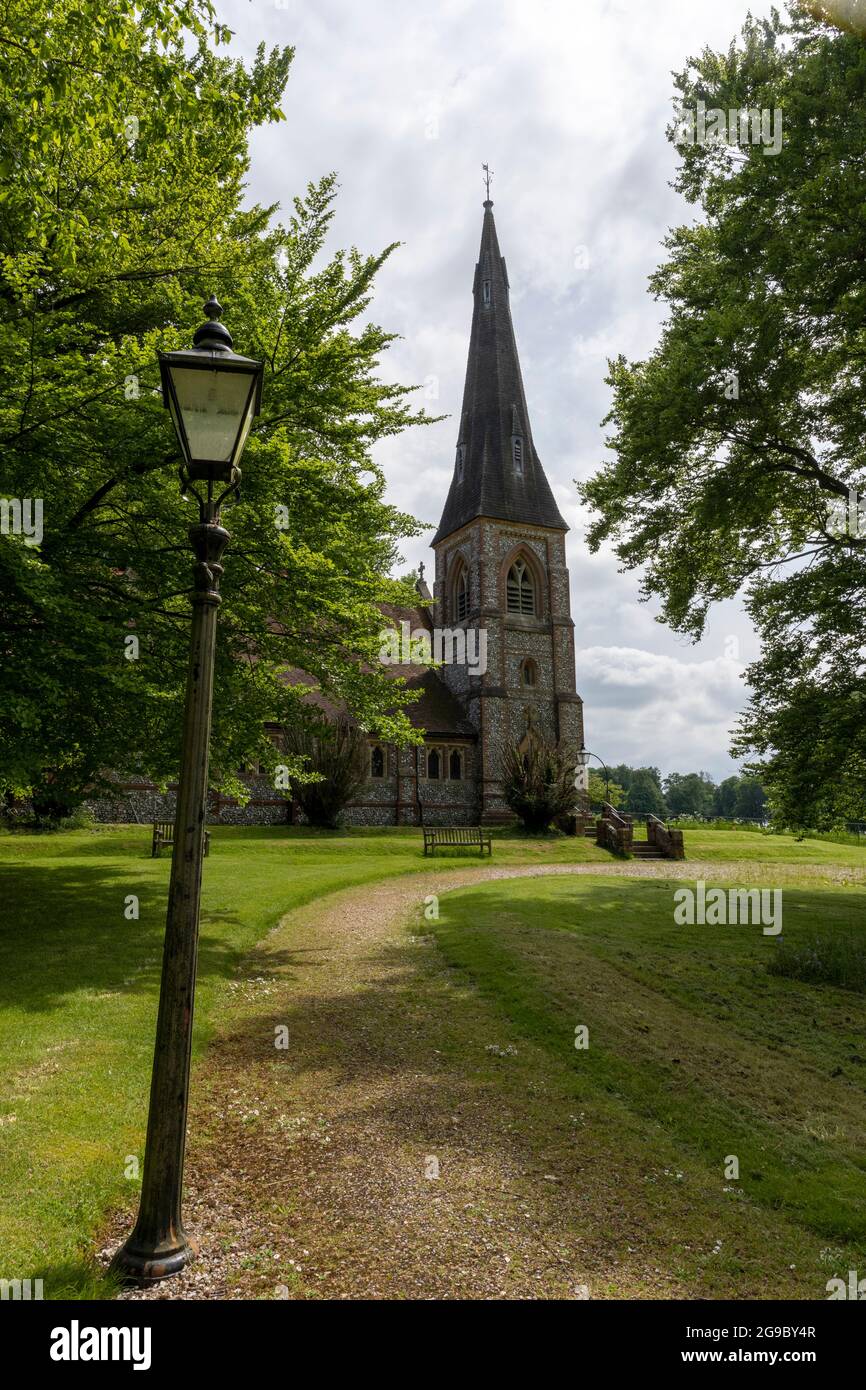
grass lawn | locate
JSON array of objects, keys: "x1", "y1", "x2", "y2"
[
  {"x1": 428, "y1": 864, "x2": 866, "y2": 1296},
  {"x1": 665, "y1": 826, "x2": 866, "y2": 870},
  {"x1": 0, "y1": 824, "x2": 605, "y2": 1297},
  {"x1": 1, "y1": 822, "x2": 863, "y2": 1299}
]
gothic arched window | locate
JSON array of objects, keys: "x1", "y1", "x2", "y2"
[
  {"x1": 521, "y1": 658, "x2": 538, "y2": 688},
  {"x1": 427, "y1": 748, "x2": 441, "y2": 780},
  {"x1": 449, "y1": 749, "x2": 462, "y2": 781},
  {"x1": 370, "y1": 745, "x2": 385, "y2": 778},
  {"x1": 454, "y1": 565, "x2": 469, "y2": 622},
  {"x1": 506, "y1": 558, "x2": 535, "y2": 616}
]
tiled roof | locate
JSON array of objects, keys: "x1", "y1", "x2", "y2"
[
  {"x1": 279, "y1": 597, "x2": 474, "y2": 740},
  {"x1": 433, "y1": 200, "x2": 568, "y2": 544}
]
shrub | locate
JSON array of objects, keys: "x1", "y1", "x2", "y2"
[
  {"x1": 0, "y1": 800, "x2": 94, "y2": 833},
  {"x1": 283, "y1": 715, "x2": 369, "y2": 829},
  {"x1": 502, "y1": 734, "x2": 578, "y2": 833}
]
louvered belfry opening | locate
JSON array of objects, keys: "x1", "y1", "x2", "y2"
[
  {"x1": 506, "y1": 558, "x2": 535, "y2": 615},
  {"x1": 455, "y1": 565, "x2": 469, "y2": 620}
]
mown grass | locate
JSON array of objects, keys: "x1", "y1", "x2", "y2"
[
  {"x1": 673, "y1": 826, "x2": 866, "y2": 868},
  {"x1": 427, "y1": 869, "x2": 866, "y2": 1295},
  {"x1": 1, "y1": 823, "x2": 862, "y2": 1298},
  {"x1": 0, "y1": 823, "x2": 605, "y2": 1297}
]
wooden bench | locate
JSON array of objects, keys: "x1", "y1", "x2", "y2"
[
  {"x1": 423, "y1": 825, "x2": 492, "y2": 856},
  {"x1": 151, "y1": 820, "x2": 211, "y2": 859}
]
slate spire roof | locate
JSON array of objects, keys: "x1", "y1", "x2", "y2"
[{"x1": 432, "y1": 198, "x2": 568, "y2": 545}]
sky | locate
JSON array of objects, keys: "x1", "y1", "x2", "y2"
[{"x1": 214, "y1": 0, "x2": 785, "y2": 782}]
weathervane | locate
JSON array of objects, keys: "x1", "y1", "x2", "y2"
[{"x1": 482, "y1": 162, "x2": 493, "y2": 200}]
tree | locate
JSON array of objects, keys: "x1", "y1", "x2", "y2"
[
  {"x1": 587, "y1": 769, "x2": 625, "y2": 808},
  {"x1": 0, "y1": 0, "x2": 430, "y2": 814},
  {"x1": 713, "y1": 775, "x2": 741, "y2": 818},
  {"x1": 734, "y1": 775, "x2": 768, "y2": 821},
  {"x1": 609, "y1": 765, "x2": 668, "y2": 818},
  {"x1": 579, "y1": 5, "x2": 866, "y2": 830},
  {"x1": 711, "y1": 772, "x2": 768, "y2": 819},
  {"x1": 663, "y1": 771, "x2": 716, "y2": 819},
  {"x1": 283, "y1": 715, "x2": 368, "y2": 829},
  {"x1": 502, "y1": 735, "x2": 579, "y2": 833}
]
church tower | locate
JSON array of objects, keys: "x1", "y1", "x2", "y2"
[{"x1": 432, "y1": 192, "x2": 584, "y2": 823}]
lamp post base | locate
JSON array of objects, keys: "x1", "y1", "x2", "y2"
[{"x1": 109, "y1": 1233, "x2": 199, "y2": 1286}]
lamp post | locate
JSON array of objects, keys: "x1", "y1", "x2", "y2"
[
  {"x1": 577, "y1": 744, "x2": 610, "y2": 806},
  {"x1": 111, "y1": 296, "x2": 263, "y2": 1283}
]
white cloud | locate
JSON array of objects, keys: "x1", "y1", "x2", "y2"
[{"x1": 577, "y1": 646, "x2": 750, "y2": 778}]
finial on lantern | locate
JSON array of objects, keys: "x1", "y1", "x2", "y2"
[{"x1": 193, "y1": 293, "x2": 233, "y2": 351}]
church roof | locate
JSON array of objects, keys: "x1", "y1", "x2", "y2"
[
  {"x1": 280, "y1": 577, "x2": 475, "y2": 740},
  {"x1": 282, "y1": 662, "x2": 474, "y2": 739},
  {"x1": 432, "y1": 198, "x2": 568, "y2": 545}
]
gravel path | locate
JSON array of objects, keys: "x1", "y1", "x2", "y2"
[{"x1": 104, "y1": 857, "x2": 862, "y2": 1300}]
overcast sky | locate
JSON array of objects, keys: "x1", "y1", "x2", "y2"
[{"x1": 216, "y1": 0, "x2": 784, "y2": 781}]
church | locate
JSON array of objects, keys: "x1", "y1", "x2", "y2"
[
  {"x1": 341, "y1": 193, "x2": 585, "y2": 826},
  {"x1": 88, "y1": 196, "x2": 585, "y2": 828}
]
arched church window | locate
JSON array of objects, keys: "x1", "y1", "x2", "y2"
[
  {"x1": 370, "y1": 745, "x2": 385, "y2": 778},
  {"x1": 449, "y1": 750, "x2": 462, "y2": 781},
  {"x1": 521, "y1": 658, "x2": 538, "y2": 688},
  {"x1": 506, "y1": 558, "x2": 535, "y2": 616},
  {"x1": 427, "y1": 748, "x2": 441, "y2": 780},
  {"x1": 454, "y1": 566, "x2": 469, "y2": 621},
  {"x1": 482, "y1": 279, "x2": 491, "y2": 305}
]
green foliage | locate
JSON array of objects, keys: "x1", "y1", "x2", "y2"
[
  {"x1": 502, "y1": 735, "x2": 579, "y2": 832},
  {"x1": 609, "y1": 764, "x2": 668, "y2": 817},
  {"x1": 283, "y1": 715, "x2": 369, "y2": 829},
  {"x1": 668, "y1": 817, "x2": 768, "y2": 834},
  {"x1": 580, "y1": 5, "x2": 866, "y2": 829},
  {"x1": 587, "y1": 769, "x2": 625, "y2": 807},
  {"x1": 0, "y1": 0, "x2": 431, "y2": 810},
  {"x1": 663, "y1": 770, "x2": 716, "y2": 819},
  {"x1": 713, "y1": 775, "x2": 741, "y2": 818},
  {"x1": 798, "y1": 827, "x2": 866, "y2": 848}
]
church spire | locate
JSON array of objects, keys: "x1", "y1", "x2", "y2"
[{"x1": 432, "y1": 192, "x2": 567, "y2": 545}]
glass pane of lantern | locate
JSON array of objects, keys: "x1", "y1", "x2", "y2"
[{"x1": 168, "y1": 366, "x2": 255, "y2": 463}]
